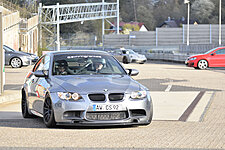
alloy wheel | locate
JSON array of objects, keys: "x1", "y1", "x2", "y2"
[
  {"x1": 43, "y1": 98, "x2": 52, "y2": 123},
  {"x1": 11, "y1": 57, "x2": 22, "y2": 68},
  {"x1": 198, "y1": 60, "x2": 208, "y2": 70}
]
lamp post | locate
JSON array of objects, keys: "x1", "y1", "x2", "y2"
[
  {"x1": 219, "y1": 0, "x2": 222, "y2": 46},
  {"x1": 184, "y1": 0, "x2": 190, "y2": 46}
]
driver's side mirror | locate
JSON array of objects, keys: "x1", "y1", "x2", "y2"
[
  {"x1": 34, "y1": 70, "x2": 48, "y2": 78},
  {"x1": 211, "y1": 53, "x2": 215, "y2": 56},
  {"x1": 126, "y1": 69, "x2": 139, "y2": 76}
]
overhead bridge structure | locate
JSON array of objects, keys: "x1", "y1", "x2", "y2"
[{"x1": 38, "y1": 0, "x2": 119, "y2": 51}]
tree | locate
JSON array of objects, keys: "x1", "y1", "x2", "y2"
[
  {"x1": 137, "y1": 5, "x2": 156, "y2": 30},
  {"x1": 192, "y1": 0, "x2": 215, "y2": 24},
  {"x1": 153, "y1": 0, "x2": 186, "y2": 27}
]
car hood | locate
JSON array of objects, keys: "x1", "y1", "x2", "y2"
[
  {"x1": 130, "y1": 53, "x2": 146, "y2": 58},
  {"x1": 11, "y1": 51, "x2": 32, "y2": 57},
  {"x1": 189, "y1": 54, "x2": 205, "y2": 58},
  {"x1": 51, "y1": 75, "x2": 141, "y2": 94}
]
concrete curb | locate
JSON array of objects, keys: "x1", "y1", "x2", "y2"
[{"x1": 0, "y1": 90, "x2": 21, "y2": 104}]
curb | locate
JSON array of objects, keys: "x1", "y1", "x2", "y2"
[{"x1": 0, "y1": 90, "x2": 21, "y2": 104}]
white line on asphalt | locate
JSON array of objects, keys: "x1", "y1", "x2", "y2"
[{"x1": 165, "y1": 84, "x2": 172, "y2": 92}]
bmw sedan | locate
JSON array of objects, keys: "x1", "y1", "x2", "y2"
[
  {"x1": 185, "y1": 47, "x2": 225, "y2": 69},
  {"x1": 4, "y1": 45, "x2": 39, "y2": 68},
  {"x1": 21, "y1": 50, "x2": 153, "y2": 128}
]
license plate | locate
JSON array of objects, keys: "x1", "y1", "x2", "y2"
[{"x1": 92, "y1": 104, "x2": 122, "y2": 111}]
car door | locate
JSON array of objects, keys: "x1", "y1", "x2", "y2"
[
  {"x1": 209, "y1": 49, "x2": 225, "y2": 67},
  {"x1": 28, "y1": 55, "x2": 51, "y2": 114}
]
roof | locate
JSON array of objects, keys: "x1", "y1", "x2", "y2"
[
  {"x1": 159, "y1": 18, "x2": 198, "y2": 28},
  {"x1": 112, "y1": 21, "x2": 144, "y2": 28}
]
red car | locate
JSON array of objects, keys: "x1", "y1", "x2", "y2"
[{"x1": 185, "y1": 47, "x2": 225, "y2": 69}]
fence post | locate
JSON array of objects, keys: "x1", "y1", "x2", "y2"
[
  {"x1": 210, "y1": 24, "x2": 212, "y2": 44},
  {"x1": 0, "y1": 11, "x2": 3, "y2": 95},
  {"x1": 156, "y1": 28, "x2": 158, "y2": 46},
  {"x1": 183, "y1": 24, "x2": 185, "y2": 44}
]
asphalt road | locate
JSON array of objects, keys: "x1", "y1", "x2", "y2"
[{"x1": 1, "y1": 61, "x2": 225, "y2": 149}]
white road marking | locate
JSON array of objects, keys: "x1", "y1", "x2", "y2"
[{"x1": 165, "y1": 84, "x2": 172, "y2": 92}]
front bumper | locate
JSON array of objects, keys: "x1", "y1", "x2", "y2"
[
  {"x1": 185, "y1": 60, "x2": 195, "y2": 67},
  {"x1": 21, "y1": 58, "x2": 38, "y2": 66},
  {"x1": 132, "y1": 58, "x2": 147, "y2": 64},
  {"x1": 50, "y1": 93, "x2": 153, "y2": 126}
]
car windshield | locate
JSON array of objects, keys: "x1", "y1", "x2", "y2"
[
  {"x1": 128, "y1": 50, "x2": 135, "y2": 54},
  {"x1": 52, "y1": 54, "x2": 127, "y2": 76},
  {"x1": 204, "y1": 48, "x2": 217, "y2": 54},
  {"x1": 3, "y1": 45, "x2": 15, "y2": 52}
]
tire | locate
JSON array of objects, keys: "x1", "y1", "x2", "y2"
[
  {"x1": 197, "y1": 59, "x2": 208, "y2": 70},
  {"x1": 148, "y1": 101, "x2": 153, "y2": 124},
  {"x1": 43, "y1": 97, "x2": 56, "y2": 128},
  {"x1": 10, "y1": 57, "x2": 22, "y2": 68},
  {"x1": 21, "y1": 90, "x2": 34, "y2": 118},
  {"x1": 123, "y1": 57, "x2": 129, "y2": 64}
]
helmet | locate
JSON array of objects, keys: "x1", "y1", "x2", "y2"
[{"x1": 56, "y1": 60, "x2": 68, "y2": 68}]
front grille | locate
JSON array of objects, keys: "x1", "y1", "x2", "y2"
[
  {"x1": 108, "y1": 93, "x2": 124, "y2": 101},
  {"x1": 86, "y1": 111, "x2": 128, "y2": 120},
  {"x1": 63, "y1": 111, "x2": 82, "y2": 118},
  {"x1": 130, "y1": 109, "x2": 146, "y2": 117},
  {"x1": 88, "y1": 94, "x2": 105, "y2": 101}
]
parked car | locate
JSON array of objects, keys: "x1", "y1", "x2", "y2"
[
  {"x1": 107, "y1": 49, "x2": 147, "y2": 64},
  {"x1": 185, "y1": 47, "x2": 225, "y2": 69},
  {"x1": 21, "y1": 50, "x2": 153, "y2": 128},
  {"x1": 4, "y1": 45, "x2": 39, "y2": 68}
]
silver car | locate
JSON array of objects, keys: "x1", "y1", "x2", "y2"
[
  {"x1": 107, "y1": 49, "x2": 147, "y2": 64},
  {"x1": 21, "y1": 50, "x2": 153, "y2": 128},
  {"x1": 122, "y1": 49, "x2": 147, "y2": 64},
  {"x1": 4, "y1": 45, "x2": 39, "y2": 68}
]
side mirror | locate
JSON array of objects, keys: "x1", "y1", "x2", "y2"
[
  {"x1": 34, "y1": 70, "x2": 48, "y2": 78},
  {"x1": 126, "y1": 69, "x2": 139, "y2": 76},
  {"x1": 211, "y1": 53, "x2": 215, "y2": 56}
]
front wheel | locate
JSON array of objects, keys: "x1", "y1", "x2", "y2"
[
  {"x1": 21, "y1": 90, "x2": 34, "y2": 118},
  {"x1": 43, "y1": 97, "x2": 56, "y2": 128},
  {"x1": 197, "y1": 59, "x2": 208, "y2": 70},
  {"x1": 10, "y1": 57, "x2": 22, "y2": 68},
  {"x1": 123, "y1": 57, "x2": 129, "y2": 64}
]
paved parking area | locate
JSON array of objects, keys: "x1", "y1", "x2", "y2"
[{"x1": 0, "y1": 61, "x2": 225, "y2": 149}]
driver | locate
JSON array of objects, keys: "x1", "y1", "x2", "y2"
[
  {"x1": 58, "y1": 64, "x2": 67, "y2": 75},
  {"x1": 55, "y1": 60, "x2": 74, "y2": 75}
]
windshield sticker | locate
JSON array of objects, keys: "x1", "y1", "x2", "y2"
[{"x1": 67, "y1": 55, "x2": 102, "y2": 59}]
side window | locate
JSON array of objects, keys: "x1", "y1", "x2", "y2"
[
  {"x1": 216, "y1": 49, "x2": 225, "y2": 55},
  {"x1": 43, "y1": 55, "x2": 50, "y2": 70}
]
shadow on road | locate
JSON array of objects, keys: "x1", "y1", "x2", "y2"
[
  {"x1": 136, "y1": 78, "x2": 221, "y2": 92},
  {"x1": 0, "y1": 111, "x2": 138, "y2": 130}
]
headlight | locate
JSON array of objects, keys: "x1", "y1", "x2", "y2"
[
  {"x1": 131, "y1": 90, "x2": 147, "y2": 99},
  {"x1": 57, "y1": 92, "x2": 82, "y2": 101},
  {"x1": 31, "y1": 54, "x2": 38, "y2": 58},
  {"x1": 189, "y1": 57, "x2": 197, "y2": 60}
]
